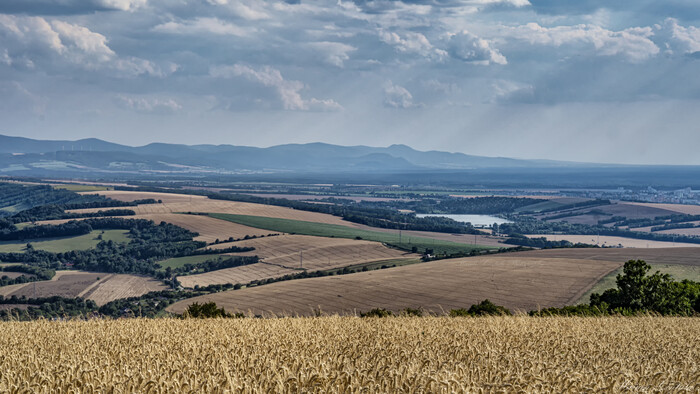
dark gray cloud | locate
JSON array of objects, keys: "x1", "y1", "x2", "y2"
[{"x1": 0, "y1": 0, "x2": 145, "y2": 15}]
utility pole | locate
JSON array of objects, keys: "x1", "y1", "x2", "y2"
[{"x1": 300, "y1": 251, "x2": 303, "y2": 269}]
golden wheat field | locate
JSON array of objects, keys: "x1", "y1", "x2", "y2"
[{"x1": 1, "y1": 317, "x2": 698, "y2": 392}]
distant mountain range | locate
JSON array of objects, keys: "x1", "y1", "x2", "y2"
[{"x1": 0, "y1": 134, "x2": 581, "y2": 176}]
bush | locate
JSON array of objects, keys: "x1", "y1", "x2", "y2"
[
  {"x1": 182, "y1": 302, "x2": 243, "y2": 319},
  {"x1": 399, "y1": 307, "x2": 423, "y2": 317},
  {"x1": 360, "y1": 308, "x2": 393, "y2": 318},
  {"x1": 450, "y1": 300, "x2": 512, "y2": 317}
]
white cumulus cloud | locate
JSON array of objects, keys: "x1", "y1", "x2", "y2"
[
  {"x1": 379, "y1": 30, "x2": 447, "y2": 60},
  {"x1": 211, "y1": 64, "x2": 342, "y2": 111},
  {"x1": 307, "y1": 41, "x2": 356, "y2": 67},
  {"x1": 0, "y1": 14, "x2": 162, "y2": 76},
  {"x1": 657, "y1": 18, "x2": 700, "y2": 55},
  {"x1": 503, "y1": 23, "x2": 660, "y2": 62},
  {"x1": 446, "y1": 30, "x2": 507, "y2": 65},
  {"x1": 153, "y1": 17, "x2": 252, "y2": 37},
  {"x1": 384, "y1": 81, "x2": 415, "y2": 108}
]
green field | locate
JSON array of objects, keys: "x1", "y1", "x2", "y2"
[
  {"x1": 51, "y1": 184, "x2": 112, "y2": 192},
  {"x1": 157, "y1": 254, "x2": 226, "y2": 270},
  {"x1": 0, "y1": 230, "x2": 130, "y2": 253},
  {"x1": 577, "y1": 264, "x2": 700, "y2": 304},
  {"x1": 0, "y1": 204, "x2": 23, "y2": 215},
  {"x1": 206, "y1": 213, "x2": 494, "y2": 255}
]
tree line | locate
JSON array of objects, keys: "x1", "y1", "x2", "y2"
[
  {"x1": 9, "y1": 204, "x2": 135, "y2": 224},
  {"x1": 499, "y1": 217, "x2": 700, "y2": 245}
]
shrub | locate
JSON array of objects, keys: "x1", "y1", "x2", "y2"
[
  {"x1": 182, "y1": 302, "x2": 243, "y2": 319},
  {"x1": 360, "y1": 308, "x2": 393, "y2": 318},
  {"x1": 450, "y1": 300, "x2": 512, "y2": 317}
]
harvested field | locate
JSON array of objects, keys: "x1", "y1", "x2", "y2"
[
  {"x1": 169, "y1": 256, "x2": 621, "y2": 315},
  {"x1": 246, "y1": 193, "x2": 399, "y2": 202},
  {"x1": 449, "y1": 194, "x2": 554, "y2": 199},
  {"x1": 628, "y1": 220, "x2": 700, "y2": 233},
  {"x1": 0, "y1": 272, "x2": 33, "y2": 280},
  {"x1": 656, "y1": 227, "x2": 700, "y2": 237},
  {"x1": 348, "y1": 224, "x2": 515, "y2": 248},
  {"x1": 0, "y1": 283, "x2": 29, "y2": 297},
  {"x1": 132, "y1": 214, "x2": 272, "y2": 243},
  {"x1": 78, "y1": 190, "x2": 208, "y2": 204},
  {"x1": 71, "y1": 191, "x2": 351, "y2": 225},
  {"x1": 506, "y1": 247, "x2": 700, "y2": 267},
  {"x1": 213, "y1": 234, "x2": 415, "y2": 269},
  {"x1": 625, "y1": 202, "x2": 700, "y2": 215},
  {"x1": 514, "y1": 197, "x2": 590, "y2": 213},
  {"x1": 0, "y1": 304, "x2": 28, "y2": 311},
  {"x1": 179, "y1": 234, "x2": 417, "y2": 287},
  {"x1": 81, "y1": 274, "x2": 168, "y2": 306},
  {"x1": 0, "y1": 271, "x2": 166, "y2": 303},
  {"x1": 524, "y1": 234, "x2": 700, "y2": 248},
  {"x1": 6, "y1": 271, "x2": 103, "y2": 299},
  {"x1": 2, "y1": 317, "x2": 697, "y2": 392},
  {"x1": 177, "y1": 263, "x2": 297, "y2": 288}
]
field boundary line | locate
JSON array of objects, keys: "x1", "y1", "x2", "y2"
[
  {"x1": 567, "y1": 262, "x2": 622, "y2": 305},
  {"x1": 77, "y1": 274, "x2": 114, "y2": 298}
]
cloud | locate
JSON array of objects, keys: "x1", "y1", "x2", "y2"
[
  {"x1": 115, "y1": 95, "x2": 182, "y2": 114},
  {"x1": 489, "y1": 79, "x2": 534, "y2": 102},
  {"x1": 384, "y1": 81, "x2": 416, "y2": 108},
  {"x1": 153, "y1": 17, "x2": 252, "y2": 37},
  {"x1": 468, "y1": 0, "x2": 531, "y2": 7},
  {"x1": 0, "y1": 14, "x2": 163, "y2": 75},
  {"x1": 0, "y1": 81, "x2": 47, "y2": 115},
  {"x1": 50, "y1": 20, "x2": 115, "y2": 64},
  {"x1": 209, "y1": 0, "x2": 271, "y2": 20},
  {"x1": 210, "y1": 64, "x2": 342, "y2": 111},
  {"x1": 421, "y1": 79, "x2": 460, "y2": 94},
  {"x1": 306, "y1": 41, "x2": 356, "y2": 67},
  {"x1": 503, "y1": 23, "x2": 660, "y2": 62},
  {"x1": 96, "y1": 0, "x2": 146, "y2": 11},
  {"x1": 446, "y1": 31, "x2": 507, "y2": 65},
  {"x1": 657, "y1": 18, "x2": 700, "y2": 55},
  {"x1": 379, "y1": 30, "x2": 447, "y2": 60},
  {"x1": 0, "y1": 0, "x2": 147, "y2": 15}
]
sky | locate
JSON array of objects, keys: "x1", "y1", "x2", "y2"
[{"x1": 1, "y1": 0, "x2": 700, "y2": 165}]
